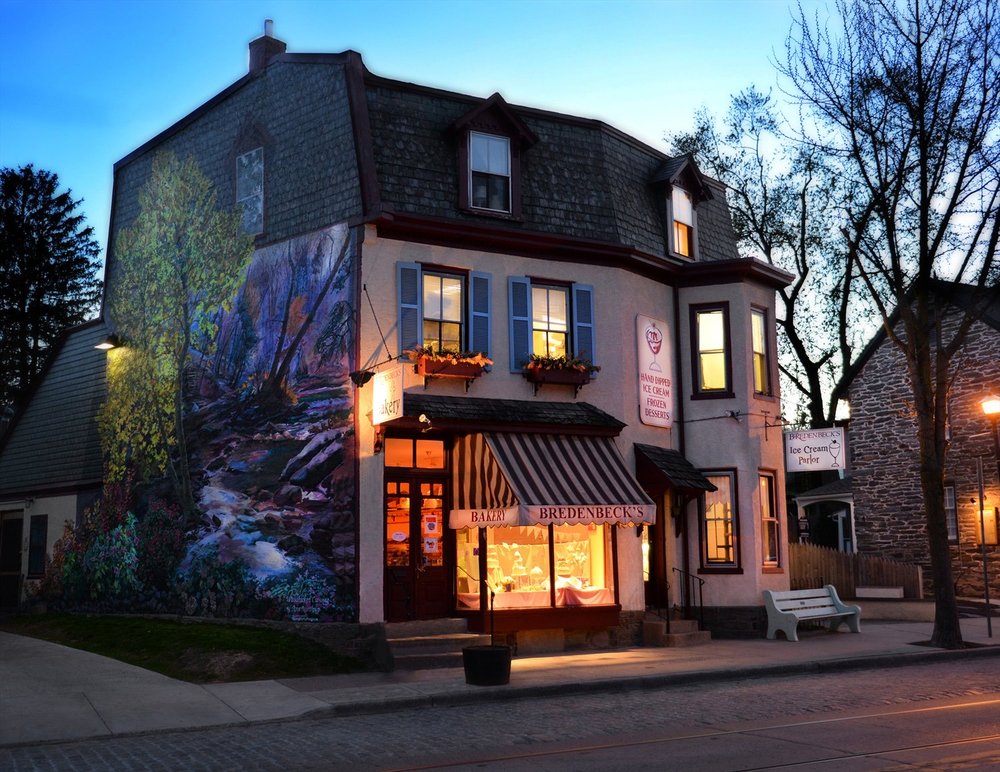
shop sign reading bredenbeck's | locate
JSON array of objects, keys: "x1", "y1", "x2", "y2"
[
  {"x1": 636, "y1": 314, "x2": 673, "y2": 428},
  {"x1": 371, "y1": 367, "x2": 403, "y2": 425},
  {"x1": 784, "y1": 427, "x2": 846, "y2": 471}
]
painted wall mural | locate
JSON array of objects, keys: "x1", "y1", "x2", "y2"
[{"x1": 43, "y1": 154, "x2": 358, "y2": 622}]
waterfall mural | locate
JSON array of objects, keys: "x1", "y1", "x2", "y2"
[{"x1": 43, "y1": 160, "x2": 358, "y2": 623}]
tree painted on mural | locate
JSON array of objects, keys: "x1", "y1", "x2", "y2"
[{"x1": 101, "y1": 152, "x2": 255, "y2": 516}]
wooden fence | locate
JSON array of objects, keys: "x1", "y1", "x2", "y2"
[{"x1": 788, "y1": 543, "x2": 923, "y2": 599}]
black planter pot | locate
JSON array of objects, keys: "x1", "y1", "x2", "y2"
[{"x1": 462, "y1": 644, "x2": 512, "y2": 686}]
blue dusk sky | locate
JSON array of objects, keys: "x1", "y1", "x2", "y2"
[{"x1": 1, "y1": 0, "x2": 814, "y2": 270}]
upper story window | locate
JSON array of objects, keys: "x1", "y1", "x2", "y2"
[
  {"x1": 509, "y1": 278, "x2": 595, "y2": 371},
  {"x1": 702, "y1": 471, "x2": 739, "y2": 570},
  {"x1": 691, "y1": 303, "x2": 732, "y2": 398},
  {"x1": 454, "y1": 94, "x2": 537, "y2": 220},
  {"x1": 751, "y1": 308, "x2": 771, "y2": 395},
  {"x1": 398, "y1": 262, "x2": 492, "y2": 357},
  {"x1": 236, "y1": 147, "x2": 264, "y2": 235},
  {"x1": 531, "y1": 285, "x2": 568, "y2": 359},
  {"x1": 423, "y1": 272, "x2": 464, "y2": 351},
  {"x1": 671, "y1": 186, "x2": 695, "y2": 258},
  {"x1": 470, "y1": 132, "x2": 511, "y2": 213}
]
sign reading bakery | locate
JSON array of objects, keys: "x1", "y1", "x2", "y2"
[{"x1": 636, "y1": 314, "x2": 673, "y2": 428}]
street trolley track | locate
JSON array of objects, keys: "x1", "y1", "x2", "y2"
[{"x1": 386, "y1": 697, "x2": 1000, "y2": 771}]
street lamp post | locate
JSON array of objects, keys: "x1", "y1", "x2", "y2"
[{"x1": 978, "y1": 395, "x2": 999, "y2": 639}]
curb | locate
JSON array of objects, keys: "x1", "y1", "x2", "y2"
[{"x1": 318, "y1": 643, "x2": 1000, "y2": 717}]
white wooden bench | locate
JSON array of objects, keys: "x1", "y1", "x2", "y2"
[{"x1": 763, "y1": 585, "x2": 861, "y2": 642}]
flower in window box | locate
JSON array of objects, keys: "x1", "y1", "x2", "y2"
[
  {"x1": 404, "y1": 346, "x2": 493, "y2": 379},
  {"x1": 522, "y1": 354, "x2": 599, "y2": 386}
]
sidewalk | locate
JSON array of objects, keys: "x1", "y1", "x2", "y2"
[{"x1": 2, "y1": 612, "x2": 997, "y2": 749}]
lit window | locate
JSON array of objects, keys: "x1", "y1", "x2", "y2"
[
  {"x1": 693, "y1": 305, "x2": 730, "y2": 394},
  {"x1": 236, "y1": 147, "x2": 264, "y2": 235},
  {"x1": 672, "y1": 187, "x2": 694, "y2": 257},
  {"x1": 458, "y1": 524, "x2": 613, "y2": 609},
  {"x1": 703, "y1": 473, "x2": 738, "y2": 567},
  {"x1": 509, "y1": 278, "x2": 595, "y2": 371},
  {"x1": 422, "y1": 273, "x2": 463, "y2": 352},
  {"x1": 752, "y1": 308, "x2": 771, "y2": 395},
  {"x1": 383, "y1": 438, "x2": 445, "y2": 469},
  {"x1": 470, "y1": 132, "x2": 511, "y2": 212},
  {"x1": 531, "y1": 285, "x2": 569, "y2": 359},
  {"x1": 760, "y1": 474, "x2": 779, "y2": 567},
  {"x1": 944, "y1": 484, "x2": 957, "y2": 542}
]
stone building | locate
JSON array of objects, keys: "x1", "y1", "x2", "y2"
[{"x1": 836, "y1": 283, "x2": 1000, "y2": 598}]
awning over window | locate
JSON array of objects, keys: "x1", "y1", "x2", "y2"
[
  {"x1": 450, "y1": 433, "x2": 656, "y2": 528},
  {"x1": 634, "y1": 443, "x2": 717, "y2": 493}
]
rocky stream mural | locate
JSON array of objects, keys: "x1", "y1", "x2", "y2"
[{"x1": 40, "y1": 154, "x2": 358, "y2": 622}]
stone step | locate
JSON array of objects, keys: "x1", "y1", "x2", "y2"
[
  {"x1": 642, "y1": 619, "x2": 711, "y2": 648},
  {"x1": 384, "y1": 617, "x2": 470, "y2": 637},
  {"x1": 387, "y1": 626, "x2": 494, "y2": 671}
]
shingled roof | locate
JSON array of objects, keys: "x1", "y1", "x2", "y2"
[{"x1": 0, "y1": 320, "x2": 108, "y2": 498}]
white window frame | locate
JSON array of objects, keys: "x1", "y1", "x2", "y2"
[
  {"x1": 469, "y1": 131, "x2": 511, "y2": 213},
  {"x1": 236, "y1": 146, "x2": 264, "y2": 235}
]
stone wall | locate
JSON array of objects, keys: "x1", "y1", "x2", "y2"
[{"x1": 848, "y1": 309, "x2": 1000, "y2": 599}]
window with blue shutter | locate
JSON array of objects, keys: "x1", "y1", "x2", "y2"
[
  {"x1": 508, "y1": 276, "x2": 532, "y2": 371},
  {"x1": 572, "y1": 283, "x2": 596, "y2": 374},
  {"x1": 469, "y1": 271, "x2": 492, "y2": 363},
  {"x1": 397, "y1": 262, "x2": 422, "y2": 355}
]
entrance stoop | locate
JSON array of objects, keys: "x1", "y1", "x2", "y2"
[
  {"x1": 385, "y1": 618, "x2": 492, "y2": 670},
  {"x1": 642, "y1": 613, "x2": 712, "y2": 647}
]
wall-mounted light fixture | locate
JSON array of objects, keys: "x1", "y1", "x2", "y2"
[{"x1": 94, "y1": 334, "x2": 121, "y2": 351}]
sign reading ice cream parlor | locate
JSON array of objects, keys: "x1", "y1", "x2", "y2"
[
  {"x1": 636, "y1": 314, "x2": 673, "y2": 428},
  {"x1": 784, "y1": 427, "x2": 846, "y2": 471}
]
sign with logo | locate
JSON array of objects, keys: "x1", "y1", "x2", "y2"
[
  {"x1": 371, "y1": 367, "x2": 403, "y2": 425},
  {"x1": 784, "y1": 427, "x2": 846, "y2": 471},
  {"x1": 636, "y1": 314, "x2": 673, "y2": 428}
]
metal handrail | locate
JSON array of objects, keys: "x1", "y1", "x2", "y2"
[{"x1": 672, "y1": 567, "x2": 706, "y2": 631}]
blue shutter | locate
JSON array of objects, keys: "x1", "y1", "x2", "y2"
[
  {"x1": 469, "y1": 271, "x2": 492, "y2": 365},
  {"x1": 572, "y1": 283, "x2": 597, "y2": 376},
  {"x1": 508, "y1": 276, "x2": 532, "y2": 371},
  {"x1": 397, "y1": 261, "x2": 422, "y2": 355}
]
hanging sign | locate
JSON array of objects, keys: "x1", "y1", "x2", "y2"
[
  {"x1": 784, "y1": 427, "x2": 846, "y2": 471},
  {"x1": 371, "y1": 367, "x2": 403, "y2": 425},
  {"x1": 636, "y1": 314, "x2": 673, "y2": 428}
]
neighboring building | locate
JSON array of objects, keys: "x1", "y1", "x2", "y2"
[
  {"x1": 0, "y1": 320, "x2": 108, "y2": 609},
  {"x1": 0, "y1": 26, "x2": 792, "y2": 643},
  {"x1": 835, "y1": 282, "x2": 1000, "y2": 599}
]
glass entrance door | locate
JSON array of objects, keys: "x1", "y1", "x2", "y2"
[{"x1": 385, "y1": 478, "x2": 450, "y2": 621}]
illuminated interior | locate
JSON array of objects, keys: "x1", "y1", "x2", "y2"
[{"x1": 457, "y1": 523, "x2": 613, "y2": 609}]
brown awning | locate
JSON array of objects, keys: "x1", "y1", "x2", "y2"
[
  {"x1": 451, "y1": 433, "x2": 655, "y2": 528},
  {"x1": 634, "y1": 443, "x2": 716, "y2": 493}
]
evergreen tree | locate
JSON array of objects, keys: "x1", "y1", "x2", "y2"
[{"x1": 0, "y1": 165, "x2": 103, "y2": 412}]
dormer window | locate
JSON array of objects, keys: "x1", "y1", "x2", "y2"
[
  {"x1": 453, "y1": 93, "x2": 538, "y2": 220},
  {"x1": 470, "y1": 132, "x2": 511, "y2": 213},
  {"x1": 671, "y1": 186, "x2": 694, "y2": 258}
]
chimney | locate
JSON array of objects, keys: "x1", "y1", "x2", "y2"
[{"x1": 249, "y1": 19, "x2": 286, "y2": 74}]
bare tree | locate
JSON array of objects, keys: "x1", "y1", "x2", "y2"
[
  {"x1": 783, "y1": 0, "x2": 1000, "y2": 647},
  {"x1": 671, "y1": 89, "x2": 877, "y2": 428}
]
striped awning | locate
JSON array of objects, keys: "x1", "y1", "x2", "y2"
[{"x1": 450, "y1": 433, "x2": 656, "y2": 528}]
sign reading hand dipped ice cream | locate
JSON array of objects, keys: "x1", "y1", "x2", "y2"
[{"x1": 636, "y1": 314, "x2": 673, "y2": 428}]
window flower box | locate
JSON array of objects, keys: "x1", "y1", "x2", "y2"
[
  {"x1": 522, "y1": 355, "x2": 599, "y2": 395},
  {"x1": 405, "y1": 347, "x2": 492, "y2": 390}
]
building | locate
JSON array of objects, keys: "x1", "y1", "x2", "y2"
[
  {"x1": 0, "y1": 321, "x2": 108, "y2": 610},
  {"x1": 835, "y1": 282, "x2": 1000, "y2": 599},
  {"x1": 0, "y1": 26, "x2": 791, "y2": 644}
]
